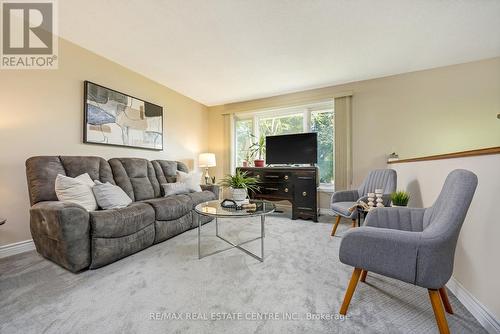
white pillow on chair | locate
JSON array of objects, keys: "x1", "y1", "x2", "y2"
[{"x1": 54, "y1": 173, "x2": 98, "y2": 211}]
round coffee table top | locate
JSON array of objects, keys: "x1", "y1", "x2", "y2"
[{"x1": 195, "y1": 200, "x2": 275, "y2": 218}]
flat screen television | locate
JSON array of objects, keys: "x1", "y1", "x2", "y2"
[{"x1": 266, "y1": 133, "x2": 317, "y2": 165}]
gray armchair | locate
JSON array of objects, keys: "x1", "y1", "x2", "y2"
[
  {"x1": 330, "y1": 169, "x2": 396, "y2": 236},
  {"x1": 338, "y1": 169, "x2": 478, "y2": 334}
]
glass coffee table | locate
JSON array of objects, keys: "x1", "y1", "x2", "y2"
[{"x1": 195, "y1": 200, "x2": 275, "y2": 262}]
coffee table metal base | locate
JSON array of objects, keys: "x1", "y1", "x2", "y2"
[{"x1": 198, "y1": 215, "x2": 265, "y2": 262}]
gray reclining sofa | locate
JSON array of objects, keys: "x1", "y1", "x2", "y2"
[{"x1": 25, "y1": 156, "x2": 218, "y2": 272}]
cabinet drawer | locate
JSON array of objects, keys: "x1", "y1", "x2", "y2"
[{"x1": 257, "y1": 183, "x2": 292, "y2": 198}]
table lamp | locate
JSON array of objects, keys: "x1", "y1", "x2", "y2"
[{"x1": 199, "y1": 153, "x2": 216, "y2": 185}]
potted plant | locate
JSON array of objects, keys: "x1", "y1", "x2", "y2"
[
  {"x1": 250, "y1": 134, "x2": 266, "y2": 167},
  {"x1": 242, "y1": 149, "x2": 254, "y2": 167},
  {"x1": 391, "y1": 191, "x2": 410, "y2": 207},
  {"x1": 219, "y1": 170, "x2": 259, "y2": 202}
]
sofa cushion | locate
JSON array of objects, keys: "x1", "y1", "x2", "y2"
[
  {"x1": 91, "y1": 224, "x2": 155, "y2": 269},
  {"x1": 26, "y1": 156, "x2": 115, "y2": 206},
  {"x1": 152, "y1": 160, "x2": 190, "y2": 195},
  {"x1": 154, "y1": 212, "x2": 193, "y2": 244},
  {"x1": 60, "y1": 156, "x2": 115, "y2": 184},
  {"x1": 109, "y1": 158, "x2": 161, "y2": 201},
  {"x1": 152, "y1": 160, "x2": 178, "y2": 184},
  {"x1": 141, "y1": 195, "x2": 192, "y2": 221},
  {"x1": 26, "y1": 156, "x2": 66, "y2": 205},
  {"x1": 185, "y1": 191, "x2": 216, "y2": 208},
  {"x1": 90, "y1": 202, "x2": 155, "y2": 238}
]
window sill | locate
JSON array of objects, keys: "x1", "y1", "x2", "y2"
[{"x1": 318, "y1": 185, "x2": 335, "y2": 193}]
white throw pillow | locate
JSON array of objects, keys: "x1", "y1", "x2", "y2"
[
  {"x1": 162, "y1": 182, "x2": 189, "y2": 196},
  {"x1": 55, "y1": 173, "x2": 98, "y2": 211},
  {"x1": 176, "y1": 170, "x2": 202, "y2": 192},
  {"x1": 92, "y1": 181, "x2": 132, "y2": 209}
]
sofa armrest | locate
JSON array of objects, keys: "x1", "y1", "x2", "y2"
[
  {"x1": 339, "y1": 227, "x2": 421, "y2": 285},
  {"x1": 30, "y1": 201, "x2": 91, "y2": 272},
  {"x1": 331, "y1": 189, "x2": 359, "y2": 204},
  {"x1": 364, "y1": 207, "x2": 426, "y2": 232},
  {"x1": 201, "y1": 184, "x2": 219, "y2": 198}
]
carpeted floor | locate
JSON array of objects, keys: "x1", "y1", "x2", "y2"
[{"x1": 0, "y1": 212, "x2": 486, "y2": 334}]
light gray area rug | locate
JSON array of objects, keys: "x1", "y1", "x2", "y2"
[{"x1": 0, "y1": 213, "x2": 486, "y2": 334}]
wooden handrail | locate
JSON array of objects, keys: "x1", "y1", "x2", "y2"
[{"x1": 387, "y1": 146, "x2": 500, "y2": 164}]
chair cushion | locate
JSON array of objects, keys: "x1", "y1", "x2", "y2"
[
  {"x1": 141, "y1": 195, "x2": 192, "y2": 221},
  {"x1": 184, "y1": 191, "x2": 216, "y2": 208},
  {"x1": 331, "y1": 201, "x2": 357, "y2": 218},
  {"x1": 90, "y1": 202, "x2": 155, "y2": 238}
]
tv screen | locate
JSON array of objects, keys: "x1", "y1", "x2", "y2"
[{"x1": 266, "y1": 133, "x2": 317, "y2": 165}]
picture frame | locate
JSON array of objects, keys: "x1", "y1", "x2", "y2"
[{"x1": 83, "y1": 81, "x2": 164, "y2": 151}]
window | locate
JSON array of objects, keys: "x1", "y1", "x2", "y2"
[
  {"x1": 259, "y1": 113, "x2": 304, "y2": 137},
  {"x1": 235, "y1": 118, "x2": 254, "y2": 168},
  {"x1": 311, "y1": 110, "x2": 334, "y2": 184},
  {"x1": 233, "y1": 101, "x2": 334, "y2": 186}
]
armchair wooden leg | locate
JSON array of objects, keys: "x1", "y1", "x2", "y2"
[
  {"x1": 340, "y1": 268, "x2": 362, "y2": 315},
  {"x1": 439, "y1": 287, "x2": 454, "y2": 314},
  {"x1": 351, "y1": 219, "x2": 356, "y2": 228},
  {"x1": 428, "y1": 289, "x2": 451, "y2": 334},
  {"x1": 331, "y1": 216, "x2": 341, "y2": 236},
  {"x1": 360, "y1": 270, "x2": 368, "y2": 282}
]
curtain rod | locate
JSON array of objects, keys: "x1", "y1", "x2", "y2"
[{"x1": 219, "y1": 91, "x2": 353, "y2": 115}]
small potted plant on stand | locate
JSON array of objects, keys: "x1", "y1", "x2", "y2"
[
  {"x1": 242, "y1": 149, "x2": 254, "y2": 167},
  {"x1": 219, "y1": 170, "x2": 259, "y2": 202},
  {"x1": 391, "y1": 191, "x2": 410, "y2": 207},
  {"x1": 250, "y1": 134, "x2": 266, "y2": 167}
]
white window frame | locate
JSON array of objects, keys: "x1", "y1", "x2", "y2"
[{"x1": 233, "y1": 99, "x2": 334, "y2": 188}]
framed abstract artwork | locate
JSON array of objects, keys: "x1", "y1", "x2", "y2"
[{"x1": 83, "y1": 81, "x2": 163, "y2": 150}]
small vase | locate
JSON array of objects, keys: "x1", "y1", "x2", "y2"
[
  {"x1": 254, "y1": 159, "x2": 265, "y2": 167},
  {"x1": 242, "y1": 160, "x2": 248, "y2": 167},
  {"x1": 231, "y1": 188, "x2": 248, "y2": 202}
]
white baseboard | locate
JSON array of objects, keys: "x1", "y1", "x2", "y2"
[
  {"x1": 447, "y1": 276, "x2": 500, "y2": 334},
  {"x1": 0, "y1": 239, "x2": 35, "y2": 259}
]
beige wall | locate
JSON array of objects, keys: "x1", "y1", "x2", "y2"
[
  {"x1": 0, "y1": 38, "x2": 209, "y2": 246},
  {"x1": 208, "y1": 57, "x2": 500, "y2": 188}
]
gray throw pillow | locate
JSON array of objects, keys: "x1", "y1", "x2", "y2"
[
  {"x1": 92, "y1": 181, "x2": 132, "y2": 209},
  {"x1": 162, "y1": 182, "x2": 189, "y2": 196}
]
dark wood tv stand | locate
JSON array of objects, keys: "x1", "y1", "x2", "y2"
[{"x1": 237, "y1": 166, "x2": 319, "y2": 222}]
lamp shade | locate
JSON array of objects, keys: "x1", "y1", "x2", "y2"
[{"x1": 198, "y1": 153, "x2": 216, "y2": 167}]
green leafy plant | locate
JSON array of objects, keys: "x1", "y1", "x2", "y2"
[
  {"x1": 391, "y1": 191, "x2": 410, "y2": 206},
  {"x1": 249, "y1": 134, "x2": 266, "y2": 160},
  {"x1": 218, "y1": 170, "x2": 259, "y2": 192},
  {"x1": 244, "y1": 148, "x2": 254, "y2": 165}
]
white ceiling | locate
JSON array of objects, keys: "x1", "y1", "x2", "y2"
[{"x1": 59, "y1": 0, "x2": 500, "y2": 106}]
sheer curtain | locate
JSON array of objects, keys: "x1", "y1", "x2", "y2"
[
  {"x1": 334, "y1": 96, "x2": 352, "y2": 190},
  {"x1": 222, "y1": 113, "x2": 235, "y2": 177}
]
